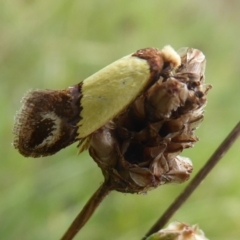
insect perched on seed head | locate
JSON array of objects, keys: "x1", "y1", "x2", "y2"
[{"x1": 13, "y1": 46, "x2": 182, "y2": 158}]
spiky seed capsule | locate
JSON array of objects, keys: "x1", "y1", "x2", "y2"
[{"x1": 89, "y1": 47, "x2": 212, "y2": 193}]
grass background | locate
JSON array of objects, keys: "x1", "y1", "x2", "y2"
[{"x1": 1, "y1": 0, "x2": 240, "y2": 239}]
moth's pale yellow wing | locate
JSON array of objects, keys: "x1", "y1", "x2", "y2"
[{"x1": 78, "y1": 55, "x2": 151, "y2": 138}]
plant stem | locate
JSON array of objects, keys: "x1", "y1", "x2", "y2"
[
  {"x1": 143, "y1": 121, "x2": 240, "y2": 239},
  {"x1": 61, "y1": 180, "x2": 112, "y2": 240}
]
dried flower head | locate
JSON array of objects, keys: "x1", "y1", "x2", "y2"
[
  {"x1": 89, "y1": 47, "x2": 211, "y2": 193},
  {"x1": 146, "y1": 222, "x2": 209, "y2": 240}
]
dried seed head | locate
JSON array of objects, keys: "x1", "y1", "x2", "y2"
[
  {"x1": 146, "y1": 222, "x2": 209, "y2": 240},
  {"x1": 89, "y1": 47, "x2": 212, "y2": 193}
]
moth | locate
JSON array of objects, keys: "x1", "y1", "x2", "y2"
[{"x1": 13, "y1": 46, "x2": 182, "y2": 158}]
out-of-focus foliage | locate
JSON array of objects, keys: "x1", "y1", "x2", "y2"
[{"x1": 1, "y1": 0, "x2": 239, "y2": 239}]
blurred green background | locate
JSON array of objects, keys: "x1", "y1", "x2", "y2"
[{"x1": 1, "y1": 0, "x2": 240, "y2": 239}]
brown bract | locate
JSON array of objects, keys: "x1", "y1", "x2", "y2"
[{"x1": 89, "y1": 47, "x2": 212, "y2": 193}]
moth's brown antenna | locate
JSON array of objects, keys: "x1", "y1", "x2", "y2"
[{"x1": 142, "y1": 121, "x2": 240, "y2": 239}]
